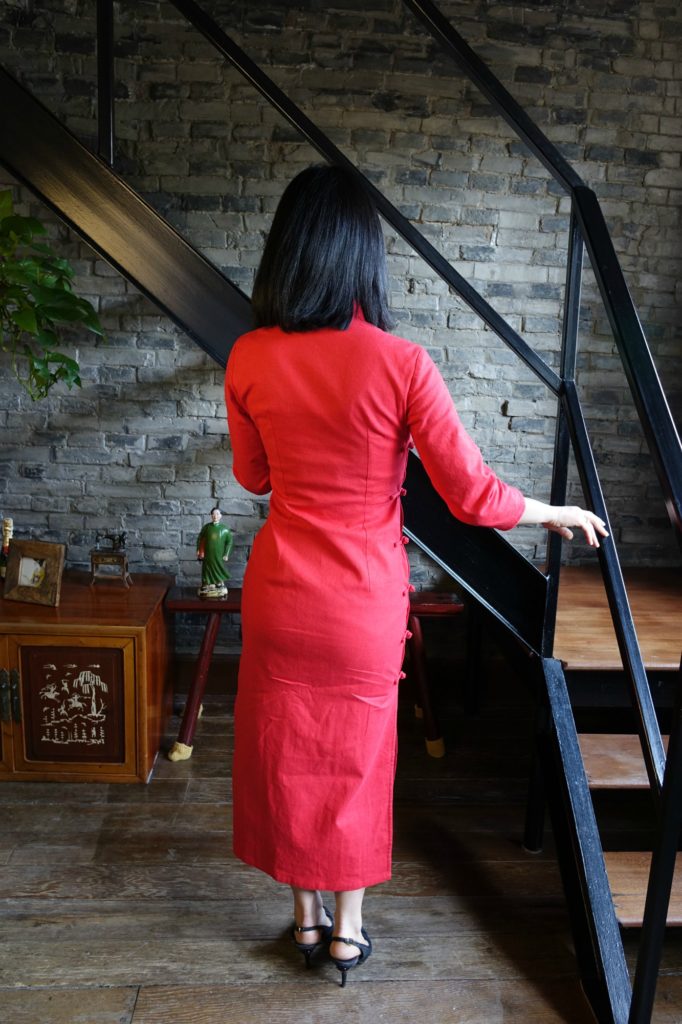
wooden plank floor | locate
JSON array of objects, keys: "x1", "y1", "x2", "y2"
[
  {"x1": 554, "y1": 567, "x2": 681, "y2": 671},
  {"x1": 2, "y1": 655, "x2": 682, "y2": 1022}
]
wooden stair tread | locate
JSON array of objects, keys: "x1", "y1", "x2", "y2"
[
  {"x1": 604, "y1": 851, "x2": 682, "y2": 927},
  {"x1": 554, "y1": 566, "x2": 681, "y2": 671},
  {"x1": 579, "y1": 733, "x2": 668, "y2": 789}
]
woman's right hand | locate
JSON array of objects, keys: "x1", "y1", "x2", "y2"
[
  {"x1": 519, "y1": 498, "x2": 609, "y2": 548},
  {"x1": 541, "y1": 506, "x2": 609, "y2": 547}
]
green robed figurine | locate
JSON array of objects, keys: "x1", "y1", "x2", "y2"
[{"x1": 196, "y1": 506, "x2": 234, "y2": 598}]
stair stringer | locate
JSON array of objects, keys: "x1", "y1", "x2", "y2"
[
  {"x1": 539, "y1": 657, "x2": 632, "y2": 1024},
  {"x1": 0, "y1": 65, "x2": 252, "y2": 367}
]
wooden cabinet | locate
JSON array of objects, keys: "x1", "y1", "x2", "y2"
[{"x1": 0, "y1": 572, "x2": 173, "y2": 783}]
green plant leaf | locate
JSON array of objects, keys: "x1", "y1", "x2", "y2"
[
  {"x1": 10, "y1": 307, "x2": 38, "y2": 334},
  {"x1": 80, "y1": 308, "x2": 105, "y2": 335},
  {"x1": 40, "y1": 304, "x2": 87, "y2": 323},
  {"x1": 0, "y1": 190, "x2": 13, "y2": 220},
  {"x1": 27, "y1": 282, "x2": 77, "y2": 307},
  {"x1": 21, "y1": 344, "x2": 83, "y2": 400},
  {"x1": 2, "y1": 263, "x2": 38, "y2": 286},
  {"x1": 44, "y1": 256, "x2": 74, "y2": 276},
  {"x1": 0, "y1": 284, "x2": 26, "y2": 304},
  {"x1": 38, "y1": 273, "x2": 61, "y2": 290},
  {"x1": 0, "y1": 215, "x2": 47, "y2": 242},
  {"x1": 46, "y1": 349, "x2": 81, "y2": 374},
  {"x1": 1, "y1": 204, "x2": 101, "y2": 399},
  {"x1": 29, "y1": 242, "x2": 55, "y2": 256},
  {"x1": 36, "y1": 327, "x2": 60, "y2": 348}
]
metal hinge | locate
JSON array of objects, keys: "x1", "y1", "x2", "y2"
[
  {"x1": 0, "y1": 669, "x2": 9, "y2": 723},
  {"x1": 10, "y1": 669, "x2": 21, "y2": 723}
]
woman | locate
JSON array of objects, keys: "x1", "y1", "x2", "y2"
[{"x1": 225, "y1": 165, "x2": 607, "y2": 985}]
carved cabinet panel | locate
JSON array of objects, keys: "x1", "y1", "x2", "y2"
[
  {"x1": 0, "y1": 573, "x2": 172, "y2": 783},
  {"x1": 5, "y1": 636, "x2": 136, "y2": 776}
]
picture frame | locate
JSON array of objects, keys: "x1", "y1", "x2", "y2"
[{"x1": 3, "y1": 539, "x2": 67, "y2": 607}]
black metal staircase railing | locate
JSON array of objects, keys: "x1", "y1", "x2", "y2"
[
  {"x1": 2, "y1": 2, "x2": 681, "y2": 1021},
  {"x1": 400, "y1": 5, "x2": 682, "y2": 1023},
  {"x1": 401, "y1": 6, "x2": 682, "y2": 1023},
  {"x1": 96, "y1": 0, "x2": 115, "y2": 165},
  {"x1": 404, "y1": 0, "x2": 682, "y2": 547},
  {"x1": 540, "y1": 657, "x2": 633, "y2": 1023},
  {"x1": 401, "y1": 0, "x2": 675, "y2": 793}
]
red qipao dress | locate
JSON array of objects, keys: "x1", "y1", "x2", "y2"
[{"x1": 225, "y1": 314, "x2": 524, "y2": 891}]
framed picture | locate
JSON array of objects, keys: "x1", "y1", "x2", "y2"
[{"x1": 3, "y1": 539, "x2": 66, "y2": 607}]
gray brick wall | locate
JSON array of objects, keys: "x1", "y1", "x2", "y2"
[{"x1": 1, "y1": 1, "x2": 680, "y2": 650}]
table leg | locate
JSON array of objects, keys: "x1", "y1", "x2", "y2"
[
  {"x1": 168, "y1": 611, "x2": 221, "y2": 761},
  {"x1": 407, "y1": 613, "x2": 445, "y2": 758},
  {"x1": 464, "y1": 605, "x2": 483, "y2": 714}
]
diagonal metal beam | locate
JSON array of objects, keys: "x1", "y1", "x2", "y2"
[
  {"x1": 168, "y1": 0, "x2": 562, "y2": 396},
  {"x1": 573, "y1": 187, "x2": 682, "y2": 543},
  {"x1": 562, "y1": 381, "x2": 666, "y2": 797},
  {"x1": 0, "y1": 65, "x2": 253, "y2": 367},
  {"x1": 402, "y1": 0, "x2": 584, "y2": 193}
]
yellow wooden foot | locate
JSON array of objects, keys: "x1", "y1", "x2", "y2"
[
  {"x1": 198, "y1": 703, "x2": 204, "y2": 719},
  {"x1": 414, "y1": 703, "x2": 424, "y2": 719},
  {"x1": 425, "y1": 736, "x2": 445, "y2": 758},
  {"x1": 168, "y1": 741, "x2": 193, "y2": 761}
]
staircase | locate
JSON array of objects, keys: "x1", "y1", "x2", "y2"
[
  {"x1": 559, "y1": 567, "x2": 682, "y2": 927},
  {"x1": 2, "y1": 2, "x2": 681, "y2": 1021}
]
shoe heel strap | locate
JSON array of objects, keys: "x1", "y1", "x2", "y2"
[
  {"x1": 331, "y1": 935, "x2": 370, "y2": 951},
  {"x1": 295, "y1": 908, "x2": 333, "y2": 934}
]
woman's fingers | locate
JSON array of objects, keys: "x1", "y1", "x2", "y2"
[
  {"x1": 581, "y1": 511, "x2": 609, "y2": 547},
  {"x1": 542, "y1": 509, "x2": 609, "y2": 546},
  {"x1": 544, "y1": 522, "x2": 574, "y2": 540}
]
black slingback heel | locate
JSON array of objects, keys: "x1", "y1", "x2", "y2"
[
  {"x1": 329, "y1": 929, "x2": 372, "y2": 987},
  {"x1": 292, "y1": 907, "x2": 334, "y2": 968}
]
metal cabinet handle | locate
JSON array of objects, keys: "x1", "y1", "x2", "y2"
[
  {"x1": 10, "y1": 669, "x2": 20, "y2": 723},
  {"x1": 0, "y1": 669, "x2": 9, "y2": 723}
]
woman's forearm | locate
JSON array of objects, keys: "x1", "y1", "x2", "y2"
[{"x1": 517, "y1": 497, "x2": 556, "y2": 526}]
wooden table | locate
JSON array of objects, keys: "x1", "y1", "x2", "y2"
[
  {"x1": 165, "y1": 587, "x2": 242, "y2": 760},
  {"x1": 164, "y1": 586, "x2": 464, "y2": 760}
]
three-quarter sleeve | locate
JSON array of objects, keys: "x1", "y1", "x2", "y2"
[
  {"x1": 406, "y1": 346, "x2": 524, "y2": 530},
  {"x1": 225, "y1": 350, "x2": 271, "y2": 496}
]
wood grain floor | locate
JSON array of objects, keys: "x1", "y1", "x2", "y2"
[{"x1": 2, "y1": 653, "x2": 682, "y2": 1023}]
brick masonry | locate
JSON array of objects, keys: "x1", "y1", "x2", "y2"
[{"x1": 0, "y1": 0, "x2": 680, "y2": 650}]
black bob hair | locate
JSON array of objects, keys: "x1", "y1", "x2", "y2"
[{"x1": 251, "y1": 165, "x2": 393, "y2": 333}]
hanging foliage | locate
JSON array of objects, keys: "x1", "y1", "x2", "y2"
[{"x1": 0, "y1": 189, "x2": 104, "y2": 400}]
